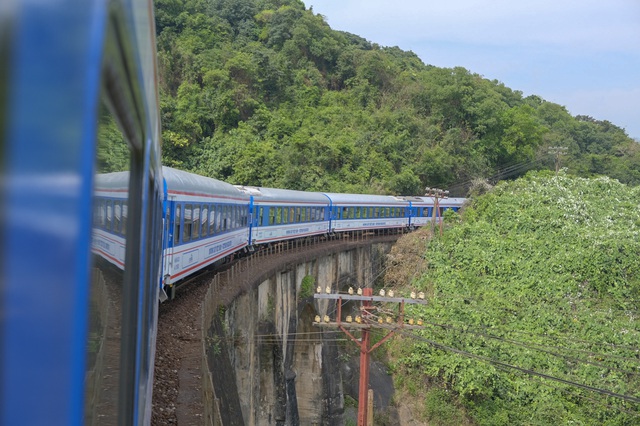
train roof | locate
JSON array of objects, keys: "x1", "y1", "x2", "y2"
[
  {"x1": 235, "y1": 186, "x2": 329, "y2": 204},
  {"x1": 417, "y1": 196, "x2": 467, "y2": 206},
  {"x1": 94, "y1": 171, "x2": 130, "y2": 190},
  {"x1": 323, "y1": 193, "x2": 409, "y2": 205},
  {"x1": 163, "y1": 167, "x2": 248, "y2": 200}
]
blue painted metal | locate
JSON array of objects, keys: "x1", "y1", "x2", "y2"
[{"x1": 1, "y1": 0, "x2": 162, "y2": 424}]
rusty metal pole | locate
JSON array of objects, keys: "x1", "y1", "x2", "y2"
[{"x1": 357, "y1": 288, "x2": 373, "y2": 426}]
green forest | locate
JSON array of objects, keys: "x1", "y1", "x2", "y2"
[
  {"x1": 155, "y1": 0, "x2": 639, "y2": 196},
  {"x1": 388, "y1": 173, "x2": 640, "y2": 424}
]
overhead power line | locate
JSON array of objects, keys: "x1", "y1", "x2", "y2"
[{"x1": 398, "y1": 329, "x2": 640, "y2": 405}]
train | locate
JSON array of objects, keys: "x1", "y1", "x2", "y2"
[
  {"x1": 94, "y1": 166, "x2": 464, "y2": 301},
  {"x1": 0, "y1": 0, "x2": 463, "y2": 424}
]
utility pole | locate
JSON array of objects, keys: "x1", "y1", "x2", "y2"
[
  {"x1": 314, "y1": 287, "x2": 427, "y2": 426},
  {"x1": 548, "y1": 146, "x2": 568, "y2": 175},
  {"x1": 425, "y1": 187, "x2": 449, "y2": 236}
]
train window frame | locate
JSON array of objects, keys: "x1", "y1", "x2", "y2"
[
  {"x1": 88, "y1": 2, "x2": 164, "y2": 421},
  {"x1": 183, "y1": 204, "x2": 192, "y2": 243},
  {"x1": 201, "y1": 206, "x2": 208, "y2": 238},
  {"x1": 209, "y1": 207, "x2": 215, "y2": 235},
  {"x1": 258, "y1": 206, "x2": 264, "y2": 226},
  {"x1": 174, "y1": 204, "x2": 181, "y2": 244},
  {"x1": 192, "y1": 205, "x2": 200, "y2": 240}
]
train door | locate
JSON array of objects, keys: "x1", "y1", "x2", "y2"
[{"x1": 162, "y1": 197, "x2": 177, "y2": 298}]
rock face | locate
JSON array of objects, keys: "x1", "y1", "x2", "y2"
[{"x1": 209, "y1": 241, "x2": 393, "y2": 425}]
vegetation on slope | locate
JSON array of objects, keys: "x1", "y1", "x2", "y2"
[
  {"x1": 388, "y1": 172, "x2": 640, "y2": 424},
  {"x1": 154, "y1": 0, "x2": 640, "y2": 195}
]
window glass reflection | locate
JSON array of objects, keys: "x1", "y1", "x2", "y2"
[{"x1": 85, "y1": 100, "x2": 130, "y2": 425}]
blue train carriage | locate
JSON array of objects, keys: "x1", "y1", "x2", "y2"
[
  {"x1": 162, "y1": 167, "x2": 250, "y2": 297},
  {"x1": 235, "y1": 186, "x2": 331, "y2": 246},
  {"x1": 92, "y1": 172, "x2": 131, "y2": 268},
  {"x1": 1, "y1": 0, "x2": 162, "y2": 424},
  {"x1": 324, "y1": 193, "x2": 411, "y2": 232},
  {"x1": 411, "y1": 196, "x2": 466, "y2": 227}
]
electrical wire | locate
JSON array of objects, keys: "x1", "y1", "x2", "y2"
[
  {"x1": 419, "y1": 320, "x2": 640, "y2": 375},
  {"x1": 396, "y1": 328, "x2": 640, "y2": 405}
]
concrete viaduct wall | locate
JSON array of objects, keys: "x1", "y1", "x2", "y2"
[{"x1": 202, "y1": 234, "x2": 398, "y2": 426}]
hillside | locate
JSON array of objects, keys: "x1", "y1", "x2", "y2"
[
  {"x1": 154, "y1": 0, "x2": 640, "y2": 195},
  {"x1": 386, "y1": 172, "x2": 640, "y2": 424}
]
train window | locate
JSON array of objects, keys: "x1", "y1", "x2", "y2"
[
  {"x1": 105, "y1": 201, "x2": 113, "y2": 231},
  {"x1": 122, "y1": 202, "x2": 128, "y2": 234},
  {"x1": 295, "y1": 207, "x2": 300, "y2": 223},
  {"x1": 282, "y1": 207, "x2": 288, "y2": 224},
  {"x1": 88, "y1": 95, "x2": 132, "y2": 423},
  {"x1": 231, "y1": 205, "x2": 237, "y2": 229},
  {"x1": 385, "y1": 207, "x2": 390, "y2": 217},
  {"x1": 257, "y1": 207, "x2": 263, "y2": 226},
  {"x1": 192, "y1": 206, "x2": 200, "y2": 240},
  {"x1": 274, "y1": 207, "x2": 281, "y2": 225},
  {"x1": 114, "y1": 202, "x2": 122, "y2": 234},
  {"x1": 209, "y1": 208, "x2": 215, "y2": 235},
  {"x1": 222, "y1": 205, "x2": 228, "y2": 231},
  {"x1": 266, "y1": 207, "x2": 272, "y2": 226},
  {"x1": 175, "y1": 204, "x2": 182, "y2": 243},
  {"x1": 201, "y1": 206, "x2": 208, "y2": 237},
  {"x1": 183, "y1": 205, "x2": 192, "y2": 243},
  {"x1": 98, "y1": 200, "x2": 106, "y2": 227}
]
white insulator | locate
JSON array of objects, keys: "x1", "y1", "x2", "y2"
[
  {"x1": 408, "y1": 318, "x2": 415, "y2": 325},
  {"x1": 357, "y1": 288, "x2": 362, "y2": 295},
  {"x1": 379, "y1": 289, "x2": 385, "y2": 297},
  {"x1": 316, "y1": 286, "x2": 322, "y2": 294},
  {"x1": 417, "y1": 319, "x2": 423, "y2": 326},
  {"x1": 378, "y1": 318, "x2": 383, "y2": 324},
  {"x1": 348, "y1": 287, "x2": 354, "y2": 295},
  {"x1": 388, "y1": 290, "x2": 394, "y2": 298},
  {"x1": 346, "y1": 315, "x2": 353, "y2": 323},
  {"x1": 386, "y1": 317, "x2": 393, "y2": 324},
  {"x1": 324, "y1": 315, "x2": 330, "y2": 323},
  {"x1": 355, "y1": 316, "x2": 362, "y2": 324},
  {"x1": 315, "y1": 315, "x2": 321, "y2": 323},
  {"x1": 410, "y1": 291, "x2": 416, "y2": 299},
  {"x1": 325, "y1": 286, "x2": 331, "y2": 294},
  {"x1": 418, "y1": 291, "x2": 425, "y2": 299}
]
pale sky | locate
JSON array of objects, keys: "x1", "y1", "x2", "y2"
[{"x1": 310, "y1": 0, "x2": 640, "y2": 140}]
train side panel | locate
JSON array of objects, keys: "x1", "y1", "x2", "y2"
[
  {"x1": 236, "y1": 186, "x2": 330, "y2": 245},
  {"x1": 325, "y1": 193, "x2": 410, "y2": 232}
]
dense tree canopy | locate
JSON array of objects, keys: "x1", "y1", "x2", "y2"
[
  {"x1": 389, "y1": 173, "x2": 640, "y2": 424},
  {"x1": 155, "y1": 0, "x2": 639, "y2": 195}
]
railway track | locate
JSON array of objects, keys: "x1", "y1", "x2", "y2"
[{"x1": 150, "y1": 231, "x2": 404, "y2": 425}]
